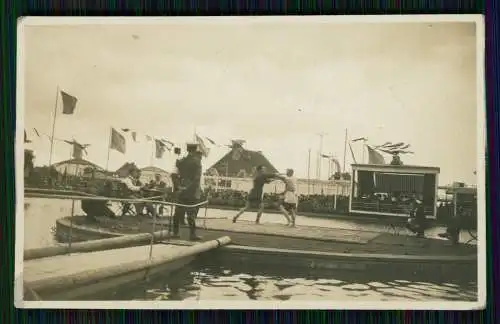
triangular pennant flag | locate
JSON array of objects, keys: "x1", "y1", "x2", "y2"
[
  {"x1": 195, "y1": 134, "x2": 210, "y2": 157},
  {"x1": 33, "y1": 128, "x2": 40, "y2": 137},
  {"x1": 205, "y1": 137, "x2": 216, "y2": 145},
  {"x1": 110, "y1": 128, "x2": 126, "y2": 154},
  {"x1": 155, "y1": 139, "x2": 167, "y2": 158},
  {"x1": 145, "y1": 135, "x2": 152, "y2": 142},
  {"x1": 60, "y1": 90, "x2": 78, "y2": 114},
  {"x1": 352, "y1": 137, "x2": 367, "y2": 143},
  {"x1": 320, "y1": 154, "x2": 331, "y2": 159},
  {"x1": 131, "y1": 131, "x2": 137, "y2": 142}
]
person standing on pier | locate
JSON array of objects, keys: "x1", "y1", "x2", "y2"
[
  {"x1": 170, "y1": 147, "x2": 186, "y2": 225},
  {"x1": 232, "y1": 165, "x2": 285, "y2": 224},
  {"x1": 277, "y1": 169, "x2": 298, "y2": 227},
  {"x1": 171, "y1": 143, "x2": 203, "y2": 241}
]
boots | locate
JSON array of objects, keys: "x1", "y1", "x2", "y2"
[{"x1": 170, "y1": 215, "x2": 180, "y2": 239}]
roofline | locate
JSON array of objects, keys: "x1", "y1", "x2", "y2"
[
  {"x1": 351, "y1": 163, "x2": 440, "y2": 173},
  {"x1": 52, "y1": 158, "x2": 105, "y2": 170}
]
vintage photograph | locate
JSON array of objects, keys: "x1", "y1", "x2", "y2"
[{"x1": 16, "y1": 15, "x2": 485, "y2": 309}]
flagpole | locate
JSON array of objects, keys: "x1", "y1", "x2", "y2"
[
  {"x1": 48, "y1": 85, "x2": 60, "y2": 166},
  {"x1": 343, "y1": 128, "x2": 347, "y2": 173},
  {"x1": 307, "y1": 148, "x2": 311, "y2": 195},
  {"x1": 150, "y1": 140, "x2": 154, "y2": 166},
  {"x1": 362, "y1": 139, "x2": 367, "y2": 164},
  {"x1": 105, "y1": 127, "x2": 112, "y2": 171}
]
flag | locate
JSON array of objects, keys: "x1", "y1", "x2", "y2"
[
  {"x1": 320, "y1": 154, "x2": 331, "y2": 159},
  {"x1": 24, "y1": 130, "x2": 31, "y2": 143},
  {"x1": 33, "y1": 128, "x2": 40, "y2": 137},
  {"x1": 386, "y1": 142, "x2": 405, "y2": 148},
  {"x1": 399, "y1": 144, "x2": 410, "y2": 150},
  {"x1": 155, "y1": 139, "x2": 167, "y2": 158},
  {"x1": 131, "y1": 131, "x2": 137, "y2": 142},
  {"x1": 159, "y1": 139, "x2": 173, "y2": 151},
  {"x1": 195, "y1": 134, "x2": 210, "y2": 157},
  {"x1": 60, "y1": 91, "x2": 78, "y2": 114},
  {"x1": 145, "y1": 135, "x2": 152, "y2": 142},
  {"x1": 348, "y1": 142, "x2": 357, "y2": 164},
  {"x1": 205, "y1": 137, "x2": 216, "y2": 145},
  {"x1": 121, "y1": 128, "x2": 130, "y2": 132},
  {"x1": 110, "y1": 128, "x2": 126, "y2": 154},
  {"x1": 352, "y1": 137, "x2": 367, "y2": 142},
  {"x1": 367, "y1": 146, "x2": 385, "y2": 165}
]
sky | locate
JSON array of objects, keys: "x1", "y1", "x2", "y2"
[{"x1": 20, "y1": 17, "x2": 481, "y2": 185}]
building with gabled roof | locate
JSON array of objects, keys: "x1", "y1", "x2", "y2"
[
  {"x1": 52, "y1": 158, "x2": 105, "y2": 177},
  {"x1": 206, "y1": 144, "x2": 278, "y2": 178}
]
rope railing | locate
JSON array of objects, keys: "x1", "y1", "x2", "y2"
[
  {"x1": 24, "y1": 188, "x2": 210, "y2": 268},
  {"x1": 24, "y1": 191, "x2": 209, "y2": 208}
]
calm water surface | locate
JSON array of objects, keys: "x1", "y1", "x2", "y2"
[{"x1": 91, "y1": 260, "x2": 477, "y2": 302}]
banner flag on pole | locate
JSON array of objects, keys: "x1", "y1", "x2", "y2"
[
  {"x1": 60, "y1": 91, "x2": 78, "y2": 114},
  {"x1": 366, "y1": 145, "x2": 385, "y2": 165},
  {"x1": 131, "y1": 131, "x2": 137, "y2": 142},
  {"x1": 145, "y1": 135, "x2": 152, "y2": 142},
  {"x1": 110, "y1": 128, "x2": 126, "y2": 154},
  {"x1": 352, "y1": 137, "x2": 367, "y2": 143}
]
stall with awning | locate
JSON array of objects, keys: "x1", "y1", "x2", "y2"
[{"x1": 349, "y1": 163, "x2": 440, "y2": 218}]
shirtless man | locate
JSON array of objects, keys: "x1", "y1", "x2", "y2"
[
  {"x1": 232, "y1": 165, "x2": 287, "y2": 224},
  {"x1": 277, "y1": 169, "x2": 298, "y2": 227}
]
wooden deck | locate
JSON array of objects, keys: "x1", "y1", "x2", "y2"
[
  {"x1": 156, "y1": 218, "x2": 381, "y2": 244},
  {"x1": 61, "y1": 216, "x2": 477, "y2": 258}
]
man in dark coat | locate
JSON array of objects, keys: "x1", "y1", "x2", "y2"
[
  {"x1": 171, "y1": 143, "x2": 203, "y2": 240},
  {"x1": 232, "y1": 165, "x2": 280, "y2": 224}
]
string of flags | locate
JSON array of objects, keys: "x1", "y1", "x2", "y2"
[{"x1": 25, "y1": 88, "x2": 251, "y2": 163}]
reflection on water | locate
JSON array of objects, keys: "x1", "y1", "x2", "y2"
[{"x1": 97, "y1": 261, "x2": 477, "y2": 302}]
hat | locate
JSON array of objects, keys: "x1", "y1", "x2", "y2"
[{"x1": 186, "y1": 142, "x2": 198, "y2": 149}]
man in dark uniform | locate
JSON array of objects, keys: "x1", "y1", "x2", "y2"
[{"x1": 171, "y1": 143, "x2": 203, "y2": 241}]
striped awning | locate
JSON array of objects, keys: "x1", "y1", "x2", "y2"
[{"x1": 374, "y1": 172, "x2": 424, "y2": 193}]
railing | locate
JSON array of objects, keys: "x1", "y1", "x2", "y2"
[
  {"x1": 23, "y1": 189, "x2": 210, "y2": 301},
  {"x1": 24, "y1": 188, "x2": 209, "y2": 257}
]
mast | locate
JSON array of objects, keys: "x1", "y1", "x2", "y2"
[{"x1": 48, "y1": 86, "x2": 60, "y2": 166}]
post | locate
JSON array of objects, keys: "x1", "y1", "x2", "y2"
[
  {"x1": 343, "y1": 128, "x2": 347, "y2": 173},
  {"x1": 362, "y1": 140, "x2": 367, "y2": 164},
  {"x1": 307, "y1": 148, "x2": 311, "y2": 195},
  {"x1": 150, "y1": 140, "x2": 155, "y2": 166},
  {"x1": 48, "y1": 86, "x2": 60, "y2": 166},
  {"x1": 68, "y1": 198, "x2": 75, "y2": 252},
  {"x1": 105, "y1": 127, "x2": 112, "y2": 171}
]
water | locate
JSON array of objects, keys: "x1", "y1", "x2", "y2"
[
  {"x1": 89, "y1": 259, "x2": 477, "y2": 301},
  {"x1": 22, "y1": 198, "x2": 478, "y2": 301}
]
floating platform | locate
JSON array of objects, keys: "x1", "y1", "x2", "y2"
[{"x1": 52, "y1": 215, "x2": 477, "y2": 282}]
